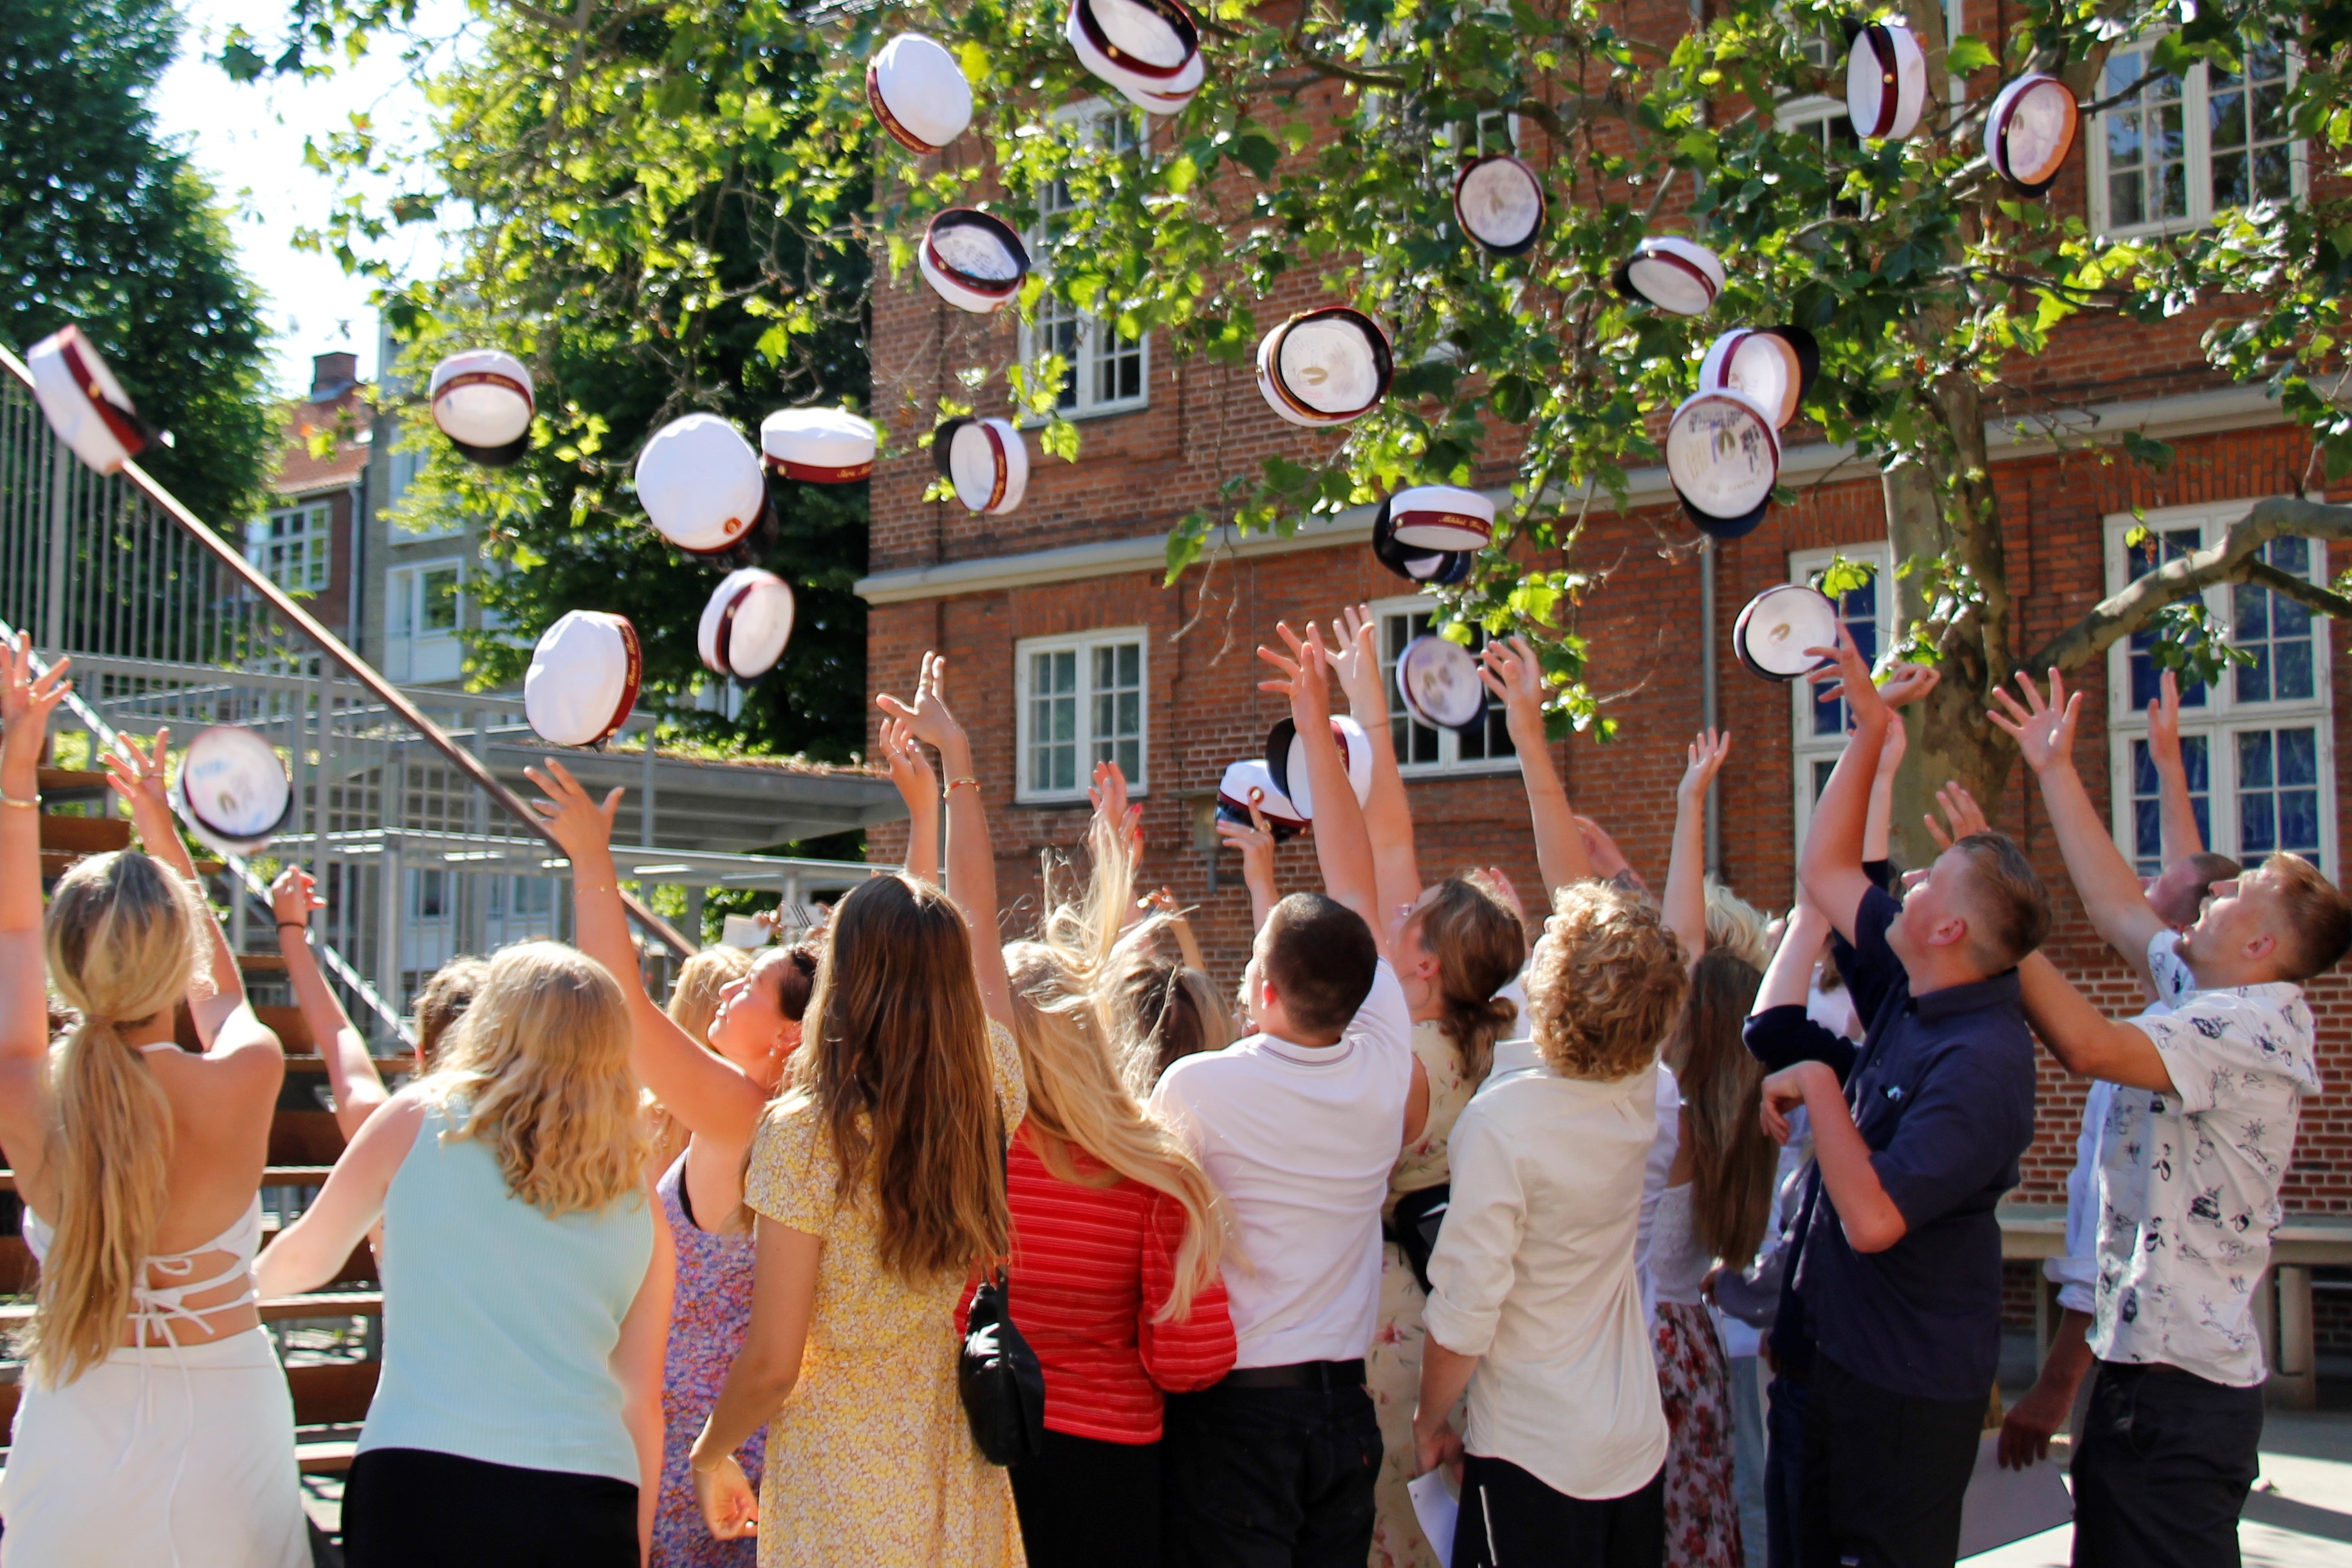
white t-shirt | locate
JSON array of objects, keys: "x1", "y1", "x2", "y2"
[{"x1": 1151, "y1": 961, "x2": 1414, "y2": 1367}]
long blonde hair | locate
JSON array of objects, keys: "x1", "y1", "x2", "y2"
[
  {"x1": 33, "y1": 851, "x2": 209, "y2": 1386},
  {"x1": 423, "y1": 943, "x2": 647, "y2": 1215},
  {"x1": 665, "y1": 945, "x2": 755, "y2": 1047}
]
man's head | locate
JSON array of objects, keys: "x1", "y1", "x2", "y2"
[
  {"x1": 2176, "y1": 853, "x2": 2352, "y2": 985},
  {"x1": 1526, "y1": 881, "x2": 1689, "y2": 1082},
  {"x1": 1250, "y1": 892, "x2": 1378, "y2": 1046},
  {"x1": 2144, "y1": 851, "x2": 2241, "y2": 930},
  {"x1": 1889, "y1": 833, "x2": 2051, "y2": 984}
]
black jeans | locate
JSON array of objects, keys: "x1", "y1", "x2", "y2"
[
  {"x1": 342, "y1": 1447, "x2": 638, "y2": 1568},
  {"x1": 1764, "y1": 1370, "x2": 1810, "y2": 1568},
  {"x1": 1161, "y1": 1379, "x2": 1382, "y2": 1568},
  {"x1": 1452, "y1": 1453, "x2": 1665, "y2": 1568},
  {"x1": 2071, "y1": 1360, "x2": 2264, "y2": 1568},
  {"x1": 1010, "y1": 1427, "x2": 1163, "y2": 1568},
  {"x1": 1797, "y1": 1356, "x2": 1984, "y2": 1568}
]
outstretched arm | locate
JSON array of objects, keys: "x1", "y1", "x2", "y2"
[
  {"x1": 103, "y1": 728, "x2": 250, "y2": 1038},
  {"x1": 1761, "y1": 1061, "x2": 1906, "y2": 1252},
  {"x1": 1481, "y1": 636, "x2": 1592, "y2": 896},
  {"x1": 1324, "y1": 606, "x2": 1421, "y2": 925},
  {"x1": 2144, "y1": 670, "x2": 2207, "y2": 862},
  {"x1": 876, "y1": 717, "x2": 940, "y2": 885},
  {"x1": 1990, "y1": 670, "x2": 2168, "y2": 988},
  {"x1": 878, "y1": 652, "x2": 1014, "y2": 1029},
  {"x1": 1755, "y1": 901, "x2": 1831, "y2": 1014},
  {"x1": 1665, "y1": 729, "x2": 1730, "y2": 964},
  {"x1": 0, "y1": 641, "x2": 69, "y2": 1157},
  {"x1": 271, "y1": 867, "x2": 389, "y2": 1139},
  {"x1": 1796, "y1": 630, "x2": 1893, "y2": 941},
  {"x1": 1864, "y1": 713, "x2": 1905, "y2": 864},
  {"x1": 2017, "y1": 953, "x2": 2176, "y2": 1093},
  {"x1": 1258, "y1": 624, "x2": 1384, "y2": 959},
  {"x1": 1215, "y1": 800, "x2": 1279, "y2": 936}
]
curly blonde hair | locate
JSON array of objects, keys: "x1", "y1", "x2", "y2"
[{"x1": 1528, "y1": 881, "x2": 1690, "y2": 1082}]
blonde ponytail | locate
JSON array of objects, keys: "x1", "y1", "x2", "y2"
[{"x1": 34, "y1": 852, "x2": 207, "y2": 1387}]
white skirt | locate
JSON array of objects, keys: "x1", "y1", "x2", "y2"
[{"x1": 1, "y1": 1327, "x2": 310, "y2": 1568}]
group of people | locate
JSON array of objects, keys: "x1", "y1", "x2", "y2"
[{"x1": 0, "y1": 597, "x2": 2341, "y2": 1568}]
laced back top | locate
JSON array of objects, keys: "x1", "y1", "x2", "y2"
[{"x1": 23, "y1": 1196, "x2": 264, "y2": 1347}]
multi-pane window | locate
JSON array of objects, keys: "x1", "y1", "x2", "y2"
[
  {"x1": 2094, "y1": 42, "x2": 2297, "y2": 237},
  {"x1": 1015, "y1": 630, "x2": 1147, "y2": 801},
  {"x1": 1788, "y1": 543, "x2": 1892, "y2": 856},
  {"x1": 1375, "y1": 600, "x2": 1517, "y2": 773},
  {"x1": 249, "y1": 503, "x2": 332, "y2": 595},
  {"x1": 386, "y1": 558, "x2": 463, "y2": 684},
  {"x1": 1024, "y1": 102, "x2": 1149, "y2": 420},
  {"x1": 2106, "y1": 505, "x2": 2333, "y2": 876}
]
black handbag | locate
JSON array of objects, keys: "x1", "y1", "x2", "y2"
[
  {"x1": 1389, "y1": 1183, "x2": 1451, "y2": 1295},
  {"x1": 958, "y1": 1138, "x2": 1047, "y2": 1466}
]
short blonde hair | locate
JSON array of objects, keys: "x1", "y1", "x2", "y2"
[
  {"x1": 1704, "y1": 878, "x2": 1772, "y2": 972},
  {"x1": 1528, "y1": 881, "x2": 1689, "y2": 1082},
  {"x1": 2262, "y1": 853, "x2": 2352, "y2": 979},
  {"x1": 666, "y1": 945, "x2": 756, "y2": 1049}
]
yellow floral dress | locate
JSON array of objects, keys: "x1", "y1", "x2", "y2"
[
  {"x1": 741, "y1": 1022, "x2": 1028, "y2": 1568},
  {"x1": 1367, "y1": 1019, "x2": 1481, "y2": 1568}
]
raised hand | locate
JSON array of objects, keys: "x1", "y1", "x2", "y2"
[
  {"x1": 1986, "y1": 669, "x2": 2082, "y2": 776},
  {"x1": 1320, "y1": 604, "x2": 1385, "y2": 722},
  {"x1": 0, "y1": 636, "x2": 71, "y2": 790},
  {"x1": 1759, "y1": 1062, "x2": 1825, "y2": 1145},
  {"x1": 1677, "y1": 728, "x2": 1732, "y2": 805},
  {"x1": 1876, "y1": 710, "x2": 1908, "y2": 774},
  {"x1": 1876, "y1": 659, "x2": 1941, "y2": 710},
  {"x1": 877, "y1": 717, "x2": 938, "y2": 811},
  {"x1": 1216, "y1": 795, "x2": 1275, "y2": 872},
  {"x1": 1256, "y1": 621, "x2": 1333, "y2": 732},
  {"x1": 270, "y1": 865, "x2": 325, "y2": 930},
  {"x1": 100, "y1": 728, "x2": 177, "y2": 842},
  {"x1": 2145, "y1": 667, "x2": 2184, "y2": 768},
  {"x1": 1477, "y1": 634, "x2": 1547, "y2": 721},
  {"x1": 875, "y1": 650, "x2": 968, "y2": 758},
  {"x1": 1921, "y1": 781, "x2": 1994, "y2": 851},
  {"x1": 1480, "y1": 865, "x2": 1528, "y2": 926},
  {"x1": 1089, "y1": 760, "x2": 1142, "y2": 851},
  {"x1": 522, "y1": 758, "x2": 625, "y2": 863},
  {"x1": 1804, "y1": 623, "x2": 1888, "y2": 730}
]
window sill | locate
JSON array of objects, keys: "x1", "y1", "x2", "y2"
[
  {"x1": 1397, "y1": 759, "x2": 1523, "y2": 781},
  {"x1": 1017, "y1": 399, "x2": 1151, "y2": 430},
  {"x1": 1015, "y1": 787, "x2": 1152, "y2": 808}
]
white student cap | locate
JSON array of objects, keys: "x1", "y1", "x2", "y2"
[
  {"x1": 1665, "y1": 386, "x2": 1781, "y2": 539},
  {"x1": 636, "y1": 413, "x2": 767, "y2": 555},
  {"x1": 1697, "y1": 327, "x2": 1819, "y2": 431},
  {"x1": 428, "y1": 348, "x2": 534, "y2": 467},
  {"x1": 1454, "y1": 154, "x2": 1546, "y2": 256},
  {"x1": 1734, "y1": 584, "x2": 1840, "y2": 681},
  {"x1": 1844, "y1": 19, "x2": 1929, "y2": 142},
  {"x1": 919, "y1": 209, "x2": 1032, "y2": 314},
  {"x1": 171, "y1": 726, "x2": 293, "y2": 856},
  {"x1": 1612, "y1": 236, "x2": 1727, "y2": 317},
  {"x1": 1387, "y1": 485, "x2": 1495, "y2": 552},
  {"x1": 27, "y1": 325, "x2": 160, "y2": 477},
  {"x1": 761, "y1": 407, "x2": 877, "y2": 483},
  {"x1": 525, "y1": 611, "x2": 642, "y2": 748},
  {"x1": 698, "y1": 568, "x2": 797, "y2": 681},
  {"x1": 1066, "y1": 0, "x2": 1205, "y2": 113},
  {"x1": 1215, "y1": 757, "x2": 1306, "y2": 841},
  {"x1": 1396, "y1": 634, "x2": 1490, "y2": 732},
  {"x1": 1371, "y1": 496, "x2": 1473, "y2": 585},
  {"x1": 867, "y1": 33, "x2": 974, "y2": 155},
  {"x1": 1256, "y1": 307, "x2": 1394, "y2": 427},
  {"x1": 934, "y1": 416, "x2": 1032, "y2": 515},
  {"x1": 1264, "y1": 714, "x2": 1375, "y2": 821},
  {"x1": 1985, "y1": 73, "x2": 2079, "y2": 194}
]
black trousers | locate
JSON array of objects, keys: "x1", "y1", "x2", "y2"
[
  {"x1": 1797, "y1": 1356, "x2": 1984, "y2": 1568},
  {"x1": 1010, "y1": 1426, "x2": 1164, "y2": 1568},
  {"x1": 1160, "y1": 1379, "x2": 1381, "y2": 1568},
  {"x1": 1452, "y1": 1453, "x2": 1665, "y2": 1568},
  {"x1": 2071, "y1": 1360, "x2": 2264, "y2": 1568},
  {"x1": 1764, "y1": 1370, "x2": 1810, "y2": 1568},
  {"x1": 342, "y1": 1447, "x2": 638, "y2": 1568}
]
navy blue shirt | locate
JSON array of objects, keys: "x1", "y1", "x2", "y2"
[{"x1": 1794, "y1": 884, "x2": 2037, "y2": 1403}]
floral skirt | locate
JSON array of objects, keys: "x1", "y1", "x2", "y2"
[{"x1": 1652, "y1": 1300, "x2": 1742, "y2": 1568}]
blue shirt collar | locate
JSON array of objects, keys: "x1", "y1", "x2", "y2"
[{"x1": 1907, "y1": 967, "x2": 2022, "y2": 1022}]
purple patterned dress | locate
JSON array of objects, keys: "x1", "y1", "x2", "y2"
[{"x1": 653, "y1": 1153, "x2": 764, "y2": 1567}]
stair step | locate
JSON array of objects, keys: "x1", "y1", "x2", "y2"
[
  {"x1": 237, "y1": 952, "x2": 289, "y2": 975},
  {"x1": 35, "y1": 768, "x2": 111, "y2": 794},
  {"x1": 42, "y1": 849, "x2": 223, "y2": 878},
  {"x1": 37, "y1": 816, "x2": 129, "y2": 853}
]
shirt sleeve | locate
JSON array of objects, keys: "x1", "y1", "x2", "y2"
[
  {"x1": 1743, "y1": 1005, "x2": 1859, "y2": 1080},
  {"x1": 2046, "y1": 1083, "x2": 2107, "y2": 1315},
  {"x1": 1136, "y1": 1187, "x2": 1238, "y2": 1393},
  {"x1": 2145, "y1": 930, "x2": 2196, "y2": 1010},
  {"x1": 1351, "y1": 960, "x2": 1415, "y2": 1091},
  {"x1": 1836, "y1": 885, "x2": 1904, "y2": 1035},
  {"x1": 1868, "y1": 1048, "x2": 2033, "y2": 1231},
  {"x1": 1421, "y1": 1107, "x2": 1526, "y2": 1358},
  {"x1": 742, "y1": 1093, "x2": 837, "y2": 1239},
  {"x1": 2133, "y1": 992, "x2": 2317, "y2": 1114},
  {"x1": 1147, "y1": 1065, "x2": 1205, "y2": 1159}
]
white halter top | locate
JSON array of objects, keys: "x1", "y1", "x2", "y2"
[{"x1": 23, "y1": 1195, "x2": 264, "y2": 1346}]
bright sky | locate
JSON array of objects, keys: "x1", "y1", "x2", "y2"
[{"x1": 149, "y1": 0, "x2": 468, "y2": 398}]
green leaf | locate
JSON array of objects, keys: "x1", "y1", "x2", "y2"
[
  {"x1": 1943, "y1": 34, "x2": 1997, "y2": 75},
  {"x1": 1234, "y1": 133, "x2": 1280, "y2": 181}
]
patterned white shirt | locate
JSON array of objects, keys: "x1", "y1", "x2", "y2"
[{"x1": 2090, "y1": 932, "x2": 2319, "y2": 1386}]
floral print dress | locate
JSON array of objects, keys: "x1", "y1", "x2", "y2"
[
  {"x1": 1649, "y1": 1184, "x2": 1743, "y2": 1568},
  {"x1": 651, "y1": 1153, "x2": 764, "y2": 1567}
]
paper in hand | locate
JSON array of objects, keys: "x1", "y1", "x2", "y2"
[{"x1": 1408, "y1": 1470, "x2": 1458, "y2": 1563}]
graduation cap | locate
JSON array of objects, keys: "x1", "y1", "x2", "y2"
[
  {"x1": 1395, "y1": 634, "x2": 1491, "y2": 732},
  {"x1": 933, "y1": 416, "x2": 1030, "y2": 515},
  {"x1": 170, "y1": 726, "x2": 292, "y2": 858},
  {"x1": 27, "y1": 325, "x2": 163, "y2": 477},
  {"x1": 1985, "y1": 73, "x2": 2079, "y2": 194},
  {"x1": 637, "y1": 414, "x2": 768, "y2": 556},
  {"x1": 525, "y1": 611, "x2": 642, "y2": 748},
  {"x1": 761, "y1": 407, "x2": 877, "y2": 483},
  {"x1": 698, "y1": 568, "x2": 797, "y2": 681},
  {"x1": 1665, "y1": 387, "x2": 1781, "y2": 540},
  {"x1": 1264, "y1": 714, "x2": 1375, "y2": 821},
  {"x1": 920, "y1": 209, "x2": 1031, "y2": 314},
  {"x1": 1734, "y1": 584, "x2": 1840, "y2": 681},
  {"x1": 1387, "y1": 486, "x2": 1494, "y2": 552},
  {"x1": 1066, "y1": 0, "x2": 1205, "y2": 114},
  {"x1": 1844, "y1": 19, "x2": 1929, "y2": 142},
  {"x1": 427, "y1": 349, "x2": 534, "y2": 467},
  {"x1": 867, "y1": 33, "x2": 974, "y2": 155},
  {"x1": 1215, "y1": 758, "x2": 1306, "y2": 841},
  {"x1": 1613, "y1": 237, "x2": 1727, "y2": 317},
  {"x1": 1257, "y1": 307, "x2": 1394, "y2": 427},
  {"x1": 1453, "y1": 154, "x2": 1547, "y2": 257},
  {"x1": 1371, "y1": 496, "x2": 1474, "y2": 586},
  {"x1": 1697, "y1": 327, "x2": 1819, "y2": 432}
]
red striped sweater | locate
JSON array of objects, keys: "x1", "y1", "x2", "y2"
[{"x1": 960, "y1": 1124, "x2": 1236, "y2": 1443}]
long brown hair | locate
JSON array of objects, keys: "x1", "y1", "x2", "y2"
[
  {"x1": 1664, "y1": 947, "x2": 1775, "y2": 1268},
  {"x1": 1407, "y1": 874, "x2": 1526, "y2": 1086},
  {"x1": 790, "y1": 874, "x2": 1008, "y2": 1283},
  {"x1": 33, "y1": 851, "x2": 208, "y2": 1386}
]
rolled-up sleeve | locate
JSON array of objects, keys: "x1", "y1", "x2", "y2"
[{"x1": 1421, "y1": 1110, "x2": 1524, "y2": 1358}]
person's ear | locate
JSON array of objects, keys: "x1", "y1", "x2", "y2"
[
  {"x1": 2245, "y1": 928, "x2": 2277, "y2": 964},
  {"x1": 1927, "y1": 914, "x2": 1970, "y2": 950}
]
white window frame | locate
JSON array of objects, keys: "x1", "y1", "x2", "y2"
[
  {"x1": 1371, "y1": 596, "x2": 1521, "y2": 777},
  {"x1": 1014, "y1": 627, "x2": 1149, "y2": 804},
  {"x1": 1021, "y1": 99, "x2": 1151, "y2": 422},
  {"x1": 2088, "y1": 41, "x2": 2304, "y2": 239},
  {"x1": 386, "y1": 556, "x2": 465, "y2": 684},
  {"x1": 2103, "y1": 502, "x2": 2335, "y2": 876},
  {"x1": 248, "y1": 501, "x2": 333, "y2": 595},
  {"x1": 1788, "y1": 541, "x2": 1894, "y2": 861}
]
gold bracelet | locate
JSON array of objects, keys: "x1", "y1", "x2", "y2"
[
  {"x1": 942, "y1": 777, "x2": 980, "y2": 799},
  {"x1": 0, "y1": 792, "x2": 37, "y2": 811}
]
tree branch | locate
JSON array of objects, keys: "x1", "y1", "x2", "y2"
[{"x1": 2242, "y1": 557, "x2": 2352, "y2": 622}]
